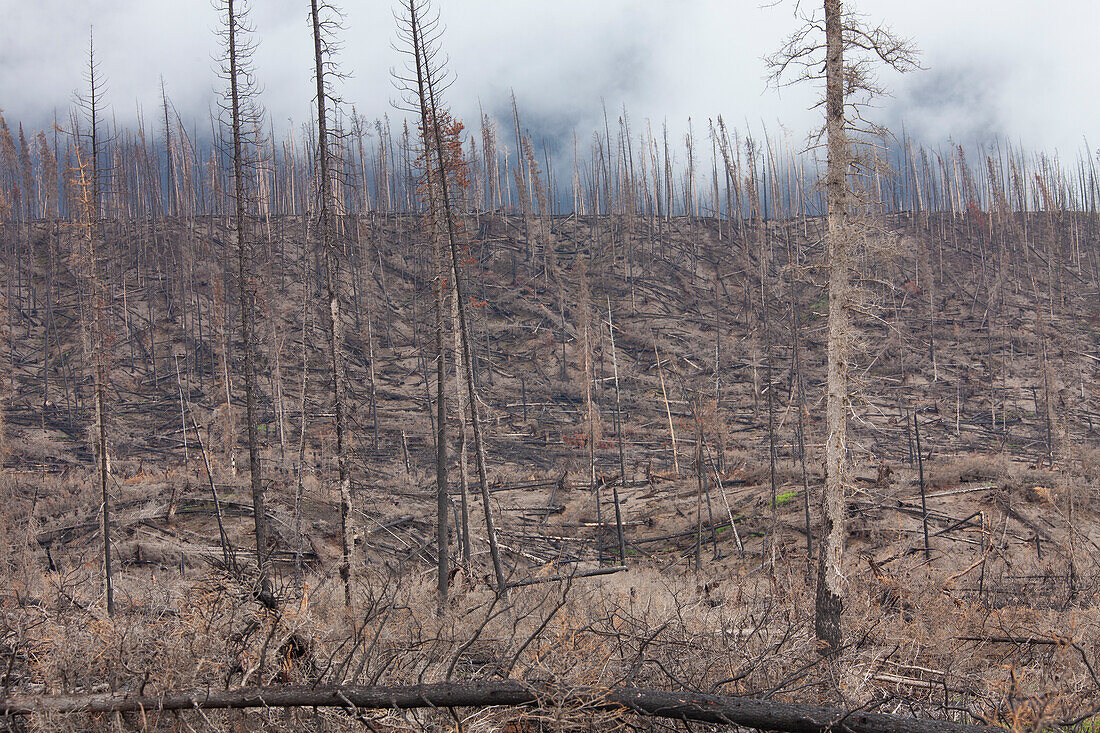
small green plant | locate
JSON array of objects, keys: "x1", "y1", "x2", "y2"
[
  {"x1": 772, "y1": 489, "x2": 801, "y2": 507},
  {"x1": 807, "y1": 296, "x2": 828, "y2": 319}
]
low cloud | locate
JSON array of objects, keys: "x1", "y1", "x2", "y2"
[
  {"x1": 1, "y1": 0, "x2": 1096, "y2": 161},
  {"x1": 887, "y1": 60, "x2": 1009, "y2": 145}
]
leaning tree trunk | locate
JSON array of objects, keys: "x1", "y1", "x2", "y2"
[{"x1": 452, "y1": 283, "x2": 472, "y2": 565}]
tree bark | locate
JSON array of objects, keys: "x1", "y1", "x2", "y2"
[
  {"x1": 816, "y1": 0, "x2": 850, "y2": 657},
  {"x1": 310, "y1": 0, "x2": 353, "y2": 609},
  {"x1": 226, "y1": 0, "x2": 269, "y2": 591},
  {"x1": 0, "y1": 681, "x2": 996, "y2": 733},
  {"x1": 405, "y1": 8, "x2": 450, "y2": 607},
  {"x1": 453, "y1": 282, "x2": 472, "y2": 565}
]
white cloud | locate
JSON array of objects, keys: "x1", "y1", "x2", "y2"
[{"x1": 0, "y1": 0, "x2": 1096, "y2": 157}]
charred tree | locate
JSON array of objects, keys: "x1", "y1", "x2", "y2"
[
  {"x1": 394, "y1": 0, "x2": 508, "y2": 598},
  {"x1": 218, "y1": 0, "x2": 272, "y2": 599},
  {"x1": 72, "y1": 28, "x2": 114, "y2": 616},
  {"x1": 309, "y1": 0, "x2": 354, "y2": 608},
  {"x1": 768, "y1": 0, "x2": 917, "y2": 655}
]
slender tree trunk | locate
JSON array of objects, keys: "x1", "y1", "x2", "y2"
[
  {"x1": 453, "y1": 283, "x2": 472, "y2": 566},
  {"x1": 431, "y1": 207, "x2": 449, "y2": 608},
  {"x1": 226, "y1": 0, "x2": 270, "y2": 594},
  {"x1": 405, "y1": 2, "x2": 450, "y2": 604},
  {"x1": 607, "y1": 299, "x2": 627, "y2": 565},
  {"x1": 310, "y1": 0, "x2": 354, "y2": 609},
  {"x1": 80, "y1": 31, "x2": 114, "y2": 617},
  {"x1": 790, "y1": 239, "x2": 813, "y2": 560},
  {"x1": 816, "y1": 0, "x2": 850, "y2": 656},
  {"x1": 94, "y1": 338, "x2": 112, "y2": 615},
  {"x1": 654, "y1": 341, "x2": 678, "y2": 475},
  {"x1": 406, "y1": 1, "x2": 507, "y2": 597},
  {"x1": 579, "y1": 263, "x2": 601, "y2": 564}
]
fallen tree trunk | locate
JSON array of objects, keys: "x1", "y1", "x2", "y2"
[
  {"x1": 505, "y1": 565, "x2": 628, "y2": 588},
  {"x1": 1, "y1": 680, "x2": 995, "y2": 732}
]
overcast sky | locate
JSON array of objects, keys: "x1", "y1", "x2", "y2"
[{"x1": 2, "y1": 1, "x2": 1097, "y2": 160}]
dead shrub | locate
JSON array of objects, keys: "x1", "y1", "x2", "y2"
[{"x1": 927, "y1": 453, "x2": 1009, "y2": 489}]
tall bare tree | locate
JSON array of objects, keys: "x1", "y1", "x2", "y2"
[
  {"x1": 395, "y1": 0, "x2": 508, "y2": 599},
  {"x1": 160, "y1": 78, "x2": 175, "y2": 217},
  {"x1": 768, "y1": 0, "x2": 917, "y2": 655},
  {"x1": 309, "y1": 0, "x2": 354, "y2": 608},
  {"x1": 72, "y1": 28, "x2": 114, "y2": 616},
  {"x1": 217, "y1": 0, "x2": 272, "y2": 603},
  {"x1": 394, "y1": 1, "x2": 451, "y2": 607}
]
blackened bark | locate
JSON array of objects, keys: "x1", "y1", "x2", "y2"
[{"x1": 226, "y1": 0, "x2": 269, "y2": 583}]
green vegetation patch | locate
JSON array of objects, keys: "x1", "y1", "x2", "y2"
[{"x1": 772, "y1": 489, "x2": 801, "y2": 507}]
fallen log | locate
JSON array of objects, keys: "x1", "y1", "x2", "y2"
[
  {"x1": 0, "y1": 680, "x2": 996, "y2": 732},
  {"x1": 505, "y1": 565, "x2": 628, "y2": 588}
]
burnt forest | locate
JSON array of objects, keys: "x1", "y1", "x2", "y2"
[{"x1": 0, "y1": 1, "x2": 1098, "y2": 731}]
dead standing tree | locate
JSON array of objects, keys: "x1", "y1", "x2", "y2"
[
  {"x1": 217, "y1": 0, "x2": 273, "y2": 601},
  {"x1": 71, "y1": 29, "x2": 115, "y2": 615},
  {"x1": 433, "y1": 115, "x2": 475, "y2": 567},
  {"x1": 394, "y1": 0, "x2": 508, "y2": 600},
  {"x1": 767, "y1": 0, "x2": 918, "y2": 655},
  {"x1": 393, "y1": 3, "x2": 451, "y2": 607},
  {"x1": 309, "y1": 0, "x2": 354, "y2": 609}
]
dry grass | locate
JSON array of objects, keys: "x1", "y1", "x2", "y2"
[
  {"x1": 3, "y1": 513, "x2": 1099, "y2": 732},
  {"x1": 3, "y1": 449, "x2": 1099, "y2": 731},
  {"x1": 926, "y1": 453, "x2": 1011, "y2": 489}
]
